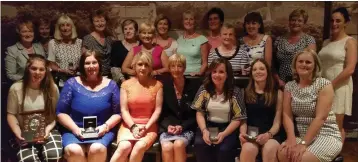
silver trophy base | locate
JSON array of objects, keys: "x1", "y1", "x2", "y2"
[{"x1": 81, "y1": 131, "x2": 99, "y2": 139}]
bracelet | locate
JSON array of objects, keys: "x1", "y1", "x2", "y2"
[
  {"x1": 103, "y1": 123, "x2": 109, "y2": 132},
  {"x1": 267, "y1": 131, "x2": 273, "y2": 138},
  {"x1": 201, "y1": 127, "x2": 208, "y2": 133},
  {"x1": 130, "y1": 124, "x2": 138, "y2": 132}
]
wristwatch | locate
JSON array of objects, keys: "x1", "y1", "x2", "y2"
[{"x1": 299, "y1": 140, "x2": 307, "y2": 146}]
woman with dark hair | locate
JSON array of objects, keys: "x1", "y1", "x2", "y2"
[
  {"x1": 7, "y1": 54, "x2": 62, "y2": 162},
  {"x1": 239, "y1": 12, "x2": 272, "y2": 66},
  {"x1": 192, "y1": 58, "x2": 247, "y2": 162},
  {"x1": 154, "y1": 14, "x2": 178, "y2": 57},
  {"x1": 56, "y1": 50, "x2": 121, "y2": 162},
  {"x1": 82, "y1": 9, "x2": 113, "y2": 76},
  {"x1": 111, "y1": 19, "x2": 140, "y2": 83},
  {"x1": 278, "y1": 50, "x2": 342, "y2": 162},
  {"x1": 204, "y1": 7, "x2": 225, "y2": 50},
  {"x1": 5, "y1": 20, "x2": 45, "y2": 82},
  {"x1": 274, "y1": 9, "x2": 316, "y2": 88},
  {"x1": 318, "y1": 7, "x2": 357, "y2": 143},
  {"x1": 35, "y1": 18, "x2": 52, "y2": 57},
  {"x1": 239, "y1": 59, "x2": 283, "y2": 162}
]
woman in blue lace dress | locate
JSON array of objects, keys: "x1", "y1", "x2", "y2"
[{"x1": 56, "y1": 50, "x2": 121, "y2": 162}]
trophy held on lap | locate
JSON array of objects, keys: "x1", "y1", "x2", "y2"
[
  {"x1": 21, "y1": 111, "x2": 46, "y2": 143},
  {"x1": 81, "y1": 116, "x2": 99, "y2": 139}
]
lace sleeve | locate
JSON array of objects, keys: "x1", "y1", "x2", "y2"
[
  {"x1": 56, "y1": 79, "x2": 74, "y2": 115},
  {"x1": 111, "y1": 81, "x2": 121, "y2": 114}
]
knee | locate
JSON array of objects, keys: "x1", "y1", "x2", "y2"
[
  {"x1": 277, "y1": 146, "x2": 287, "y2": 161},
  {"x1": 116, "y1": 141, "x2": 132, "y2": 154},
  {"x1": 262, "y1": 140, "x2": 280, "y2": 153},
  {"x1": 161, "y1": 142, "x2": 174, "y2": 153},
  {"x1": 240, "y1": 142, "x2": 259, "y2": 156},
  {"x1": 43, "y1": 148, "x2": 63, "y2": 161},
  {"x1": 88, "y1": 143, "x2": 107, "y2": 155},
  {"x1": 17, "y1": 151, "x2": 40, "y2": 162},
  {"x1": 64, "y1": 144, "x2": 85, "y2": 157},
  {"x1": 173, "y1": 140, "x2": 186, "y2": 150},
  {"x1": 132, "y1": 141, "x2": 147, "y2": 153}
]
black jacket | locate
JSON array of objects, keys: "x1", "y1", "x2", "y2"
[{"x1": 159, "y1": 77, "x2": 200, "y2": 134}]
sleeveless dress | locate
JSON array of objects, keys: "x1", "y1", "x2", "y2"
[
  {"x1": 239, "y1": 35, "x2": 268, "y2": 63},
  {"x1": 117, "y1": 78, "x2": 163, "y2": 149},
  {"x1": 133, "y1": 45, "x2": 163, "y2": 70},
  {"x1": 285, "y1": 78, "x2": 342, "y2": 162},
  {"x1": 318, "y1": 36, "x2": 354, "y2": 115}
]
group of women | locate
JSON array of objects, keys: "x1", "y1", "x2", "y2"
[{"x1": 5, "y1": 6, "x2": 357, "y2": 162}]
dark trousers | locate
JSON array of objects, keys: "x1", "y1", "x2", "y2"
[{"x1": 194, "y1": 122, "x2": 238, "y2": 162}]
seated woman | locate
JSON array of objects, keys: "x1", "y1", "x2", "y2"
[
  {"x1": 7, "y1": 54, "x2": 62, "y2": 162},
  {"x1": 110, "y1": 52, "x2": 163, "y2": 162},
  {"x1": 159, "y1": 54, "x2": 200, "y2": 162},
  {"x1": 277, "y1": 49, "x2": 342, "y2": 162},
  {"x1": 56, "y1": 50, "x2": 121, "y2": 162},
  {"x1": 192, "y1": 58, "x2": 247, "y2": 162},
  {"x1": 5, "y1": 20, "x2": 45, "y2": 82},
  {"x1": 239, "y1": 59, "x2": 283, "y2": 162},
  {"x1": 121, "y1": 22, "x2": 169, "y2": 77},
  {"x1": 208, "y1": 23, "x2": 250, "y2": 76}
]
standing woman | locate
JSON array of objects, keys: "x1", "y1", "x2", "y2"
[
  {"x1": 192, "y1": 58, "x2": 246, "y2": 162},
  {"x1": 111, "y1": 19, "x2": 140, "y2": 83},
  {"x1": 121, "y1": 22, "x2": 169, "y2": 77},
  {"x1": 153, "y1": 14, "x2": 178, "y2": 57},
  {"x1": 239, "y1": 12, "x2": 272, "y2": 66},
  {"x1": 110, "y1": 52, "x2": 163, "y2": 162},
  {"x1": 274, "y1": 9, "x2": 316, "y2": 88},
  {"x1": 47, "y1": 15, "x2": 82, "y2": 84},
  {"x1": 5, "y1": 20, "x2": 46, "y2": 82},
  {"x1": 239, "y1": 59, "x2": 283, "y2": 162},
  {"x1": 56, "y1": 50, "x2": 121, "y2": 162},
  {"x1": 204, "y1": 7, "x2": 225, "y2": 50},
  {"x1": 318, "y1": 7, "x2": 357, "y2": 143},
  {"x1": 7, "y1": 54, "x2": 62, "y2": 162},
  {"x1": 177, "y1": 10, "x2": 209, "y2": 76},
  {"x1": 82, "y1": 9, "x2": 113, "y2": 76},
  {"x1": 159, "y1": 54, "x2": 200, "y2": 162},
  {"x1": 278, "y1": 50, "x2": 342, "y2": 162},
  {"x1": 35, "y1": 18, "x2": 52, "y2": 57}
]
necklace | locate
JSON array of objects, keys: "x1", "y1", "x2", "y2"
[
  {"x1": 174, "y1": 83, "x2": 183, "y2": 99},
  {"x1": 184, "y1": 32, "x2": 196, "y2": 39}
]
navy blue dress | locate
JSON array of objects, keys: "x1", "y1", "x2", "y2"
[{"x1": 56, "y1": 77, "x2": 120, "y2": 147}]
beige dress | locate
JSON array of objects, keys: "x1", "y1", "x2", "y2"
[{"x1": 318, "y1": 36, "x2": 354, "y2": 115}]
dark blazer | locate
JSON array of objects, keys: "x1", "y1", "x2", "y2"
[{"x1": 159, "y1": 77, "x2": 200, "y2": 134}]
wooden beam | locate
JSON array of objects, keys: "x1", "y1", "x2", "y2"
[{"x1": 323, "y1": 1, "x2": 332, "y2": 40}]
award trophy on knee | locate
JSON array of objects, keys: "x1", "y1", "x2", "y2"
[
  {"x1": 22, "y1": 112, "x2": 46, "y2": 143},
  {"x1": 81, "y1": 116, "x2": 99, "y2": 139}
]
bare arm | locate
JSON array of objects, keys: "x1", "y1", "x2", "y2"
[
  {"x1": 145, "y1": 87, "x2": 163, "y2": 129},
  {"x1": 196, "y1": 111, "x2": 207, "y2": 132},
  {"x1": 282, "y1": 89, "x2": 296, "y2": 141},
  {"x1": 120, "y1": 88, "x2": 135, "y2": 127},
  {"x1": 222, "y1": 120, "x2": 241, "y2": 137},
  {"x1": 306, "y1": 43, "x2": 317, "y2": 52},
  {"x1": 121, "y1": 50, "x2": 136, "y2": 76},
  {"x1": 154, "y1": 51, "x2": 169, "y2": 74},
  {"x1": 199, "y1": 42, "x2": 209, "y2": 75},
  {"x1": 268, "y1": 90, "x2": 283, "y2": 135},
  {"x1": 303, "y1": 84, "x2": 334, "y2": 145},
  {"x1": 331, "y1": 38, "x2": 357, "y2": 89},
  {"x1": 264, "y1": 36, "x2": 273, "y2": 67},
  {"x1": 239, "y1": 120, "x2": 248, "y2": 134},
  {"x1": 57, "y1": 113, "x2": 80, "y2": 133},
  {"x1": 7, "y1": 114, "x2": 22, "y2": 139}
]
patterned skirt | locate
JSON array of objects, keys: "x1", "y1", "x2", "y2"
[{"x1": 159, "y1": 130, "x2": 194, "y2": 146}]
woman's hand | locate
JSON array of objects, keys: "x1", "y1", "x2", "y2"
[
  {"x1": 280, "y1": 138, "x2": 296, "y2": 160},
  {"x1": 202, "y1": 129, "x2": 212, "y2": 146},
  {"x1": 72, "y1": 127, "x2": 84, "y2": 139},
  {"x1": 213, "y1": 132, "x2": 227, "y2": 144},
  {"x1": 255, "y1": 133, "x2": 271, "y2": 145},
  {"x1": 291, "y1": 144, "x2": 307, "y2": 162},
  {"x1": 239, "y1": 133, "x2": 248, "y2": 146},
  {"x1": 278, "y1": 79, "x2": 286, "y2": 89},
  {"x1": 173, "y1": 125, "x2": 183, "y2": 135},
  {"x1": 37, "y1": 124, "x2": 53, "y2": 144},
  {"x1": 96, "y1": 124, "x2": 108, "y2": 137},
  {"x1": 138, "y1": 126, "x2": 147, "y2": 138},
  {"x1": 14, "y1": 132, "x2": 27, "y2": 146},
  {"x1": 167, "y1": 125, "x2": 176, "y2": 134}
]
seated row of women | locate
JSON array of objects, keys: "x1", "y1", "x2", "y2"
[{"x1": 7, "y1": 48, "x2": 343, "y2": 162}]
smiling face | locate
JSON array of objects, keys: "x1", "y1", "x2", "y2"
[
  {"x1": 123, "y1": 23, "x2": 136, "y2": 40},
  {"x1": 331, "y1": 12, "x2": 346, "y2": 35},
  {"x1": 29, "y1": 60, "x2": 46, "y2": 85},
  {"x1": 59, "y1": 22, "x2": 72, "y2": 37},
  {"x1": 135, "y1": 60, "x2": 151, "y2": 77},
  {"x1": 84, "y1": 55, "x2": 100, "y2": 77},
  {"x1": 183, "y1": 14, "x2": 195, "y2": 31},
  {"x1": 208, "y1": 13, "x2": 221, "y2": 31},
  {"x1": 93, "y1": 16, "x2": 106, "y2": 32},
  {"x1": 139, "y1": 29, "x2": 154, "y2": 44},
  {"x1": 211, "y1": 63, "x2": 227, "y2": 87},
  {"x1": 220, "y1": 27, "x2": 235, "y2": 46},
  {"x1": 169, "y1": 62, "x2": 185, "y2": 79},
  {"x1": 38, "y1": 24, "x2": 50, "y2": 39},
  {"x1": 289, "y1": 16, "x2": 305, "y2": 33},
  {"x1": 19, "y1": 24, "x2": 34, "y2": 43},
  {"x1": 156, "y1": 19, "x2": 169, "y2": 35},
  {"x1": 295, "y1": 53, "x2": 315, "y2": 78},
  {"x1": 252, "y1": 61, "x2": 268, "y2": 82},
  {"x1": 245, "y1": 21, "x2": 261, "y2": 36}
]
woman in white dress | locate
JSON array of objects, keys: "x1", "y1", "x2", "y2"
[{"x1": 318, "y1": 7, "x2": 357, "y2": 142}]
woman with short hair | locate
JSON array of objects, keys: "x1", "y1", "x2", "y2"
[
  {"x1": 153, "y1": 14, "x2": 178, "y2": 57},
  {"x1": 204, "y1": 7, "x2": 225, "y2": 50}
]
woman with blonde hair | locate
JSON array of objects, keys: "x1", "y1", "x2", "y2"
[
  {"x1": 47, "y1": 14, "x2": 82, "y2": 86},
  {"x1": 278, "y1": 49, "x2": 342, "y2": 162},
  {"x1": 111, "y1": 51, "x2": 163, "y2": 162},
  {"x1": 7, "y1": 54, "x2": 62, "y2": 162},
  {"x1": 122, "y1": 22, "x2": 169, "y2": 77}
]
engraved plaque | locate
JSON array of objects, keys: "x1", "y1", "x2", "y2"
[
  {"x1": 82, "y1": 116, "x2": 99, "y2": 139},
  {"x1": 22, "y1": 113, "x2": 46, "y2": 143}
]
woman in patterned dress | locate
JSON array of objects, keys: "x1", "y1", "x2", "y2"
[
  {"x1": 82, "y1": 9, "x2": 113, "y2": 76},
  {"x1": 110, "y1": 52, "x2": 163, "y2": 162},
  {"x1": 239, "y1": 12, "x2": 272, "y2": 66},
  {"x1": 274, "y1": 9, "x2": 316, "y2": 89},
  {"x1": 318, "y1": 7, "x2": 357, "y2": 143},
  {"x1": 47, "y1": 15, "x2": 82, "y2": 86},
  {"x1": 278, "y1": 49, "x2": 342, "y2": 162}
]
